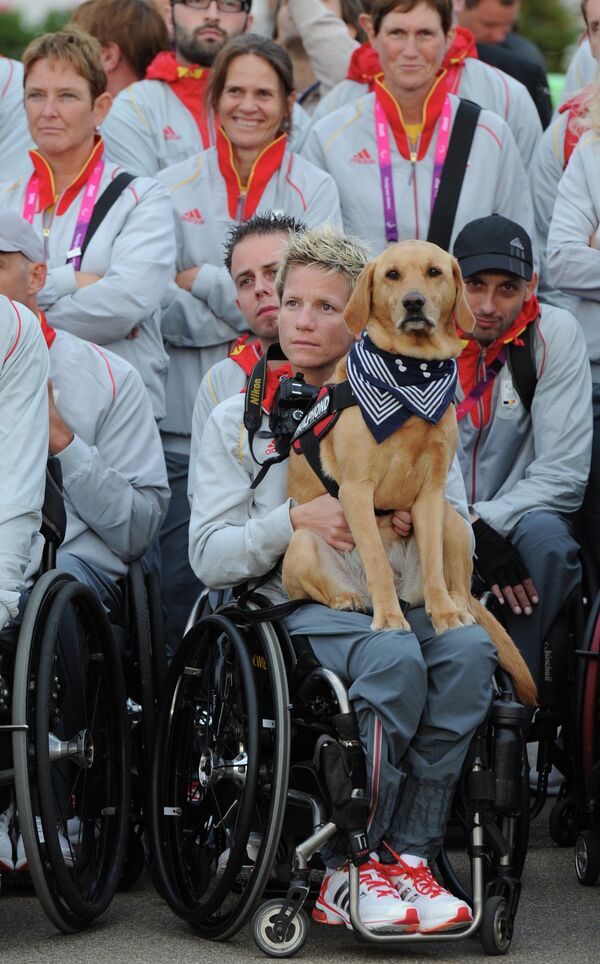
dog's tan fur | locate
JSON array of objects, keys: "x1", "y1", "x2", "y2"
[{"x1": 283, "y1": 240, "x2": 537, "y2": 706}]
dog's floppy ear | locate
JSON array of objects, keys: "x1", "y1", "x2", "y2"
[
  {"x1": 451, "y1": 258, "x2": 476, "y2": 333},
  {"x1": 344, "y1": 261, "x2": 376, "y2": 334}
]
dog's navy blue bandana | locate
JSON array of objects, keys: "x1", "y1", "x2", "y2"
[{"x1": 345, "y1": 334, "x2": 457, "y2": 443}]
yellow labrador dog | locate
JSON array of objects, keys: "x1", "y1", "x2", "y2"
[{"x1": 282, "y1": 240, "x2": 536, "y2": 705}]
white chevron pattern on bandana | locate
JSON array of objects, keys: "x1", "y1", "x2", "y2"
[{"x1": 346, "y1": 336, "x2": 457, "y2": 443}]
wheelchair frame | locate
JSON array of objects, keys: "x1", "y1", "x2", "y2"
[{"x1": 150, "y1": 595, "x2": 530, "y2": 957}]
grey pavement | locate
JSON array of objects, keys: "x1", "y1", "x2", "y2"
[{"x1": 0, "y1": 807, "x2": 598, "y2": 964}]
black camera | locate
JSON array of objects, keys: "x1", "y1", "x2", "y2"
[{"x1": 269, "y1": 374, "x2": 320, "y2": 456}]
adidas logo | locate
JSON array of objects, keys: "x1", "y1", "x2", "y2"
[
  {"x1": 351, "y1": 148, "x2": 375, "y2": 164},
  {"x1": 264, "y1": 439, "x2": 277, "y2": 457},
  {"x1": 163, "y1": 126, "x2": 181, "y2": 141},
  {"x1": 180, "y1": 208, "x2": 204, "y2": 224},
  {"x1": 510, "y1": 236, "x2": 525, "y2": 250}
]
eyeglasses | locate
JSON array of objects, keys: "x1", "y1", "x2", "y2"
[{"x1": 175, "y1": 0, "x2": 250, "y2": 12}]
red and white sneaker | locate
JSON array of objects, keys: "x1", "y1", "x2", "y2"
[
  {"x1": 312, "y1": 860, "x2": 420, "y2": 933},
  {"x1": 383, "y1": 852, "x2": 472, "y2": 933}
]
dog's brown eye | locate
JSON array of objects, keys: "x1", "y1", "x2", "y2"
[
  {"x1": 428, "y1": 266, "x2": 442, "y2": 277},
  {"x1": 385, "y1": 270, "x2": 399, "y2": 281}
]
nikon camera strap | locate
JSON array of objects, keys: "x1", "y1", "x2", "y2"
[{"x1": 243, "y1": 344, "x2": 289, "y2": 489}]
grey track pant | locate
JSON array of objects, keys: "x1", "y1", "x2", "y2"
[
  {"x1": 503, "y1": 509, "x2": 581, "y2": 688},
  {"x1": 284, "y1": 605, "x2": 497, "y2": 866}
]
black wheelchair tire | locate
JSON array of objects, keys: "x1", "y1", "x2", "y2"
[
  {"x1": 549, "y1": 796, "x2": 578, "y2": 847},
  {"x1": 13, "y1": 572, "x2": 130, "y2": 930},
  {"x1": 575, "y1": 830, "x2": 600, "y2": 886},
  {"x1": 252, "y1": 899, "x2": 310, "y2": 958},
  {"x1": 149, "y1": 611, "x2": 291, "y2": 941},
  {"x1": 128, "y1": 560, "x2": 156, "y2": 770},
  {"x1": 480, "y1": 895, "x2": 511, "y2": 956}
]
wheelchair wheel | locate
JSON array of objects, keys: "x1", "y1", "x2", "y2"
[
  {"x1": 13, "y1": 571, "x2": 130, "y2": 932},
  {"x1": 575, "y1": 830, "x2": 600, "y2": 886},
  {"x1": 549, "y1": 795, "x2": 578, "y2": 847},
  {"x1": 480, "y1": 895, "x2": 511, "y2": 956},
  {"x1": 128, "y1": 560, "x2": 157, "y2": 768},
  {"x1": 252, "y1": 899, "x2": 309, "y2": 958},
  {"x1": 150, "y1": 612, "x2": 291, "y2": 940}
]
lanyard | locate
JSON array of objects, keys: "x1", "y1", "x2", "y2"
[
  {"x1": 455, "y1": 349, "x2": 506, "y2": 422},
  {"x1": 22, "y1": 160, "x2": 105, "y2": 270},
  {"x1": 374, "y1": 94, "x2": 453, "y2": 244}
]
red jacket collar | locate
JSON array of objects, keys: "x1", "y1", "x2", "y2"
[
  {"x1": 29, "y1": 135, "x2": 104, "y2": 215},
  {"x1": 373, "y1": 71, "x2": 448, "y2": 161},
  {"x1": 229, "y1": 334, "x2": 262, "y2": 375},
  {"x1": 38, "y1": 309, "x2": 56, "y2": 349},
  {"x1": 457, "y1": 295, "x2": 540, "y2": 427},
  {"x1": 346, "y1": 43, "x2": 383, "y2": 86},
  {"x1": 146, "y1": 51, "x2": 211, "y2": 147},
  {"x1": 216, "y1": 127, "x2": 287, "y2": 220}
]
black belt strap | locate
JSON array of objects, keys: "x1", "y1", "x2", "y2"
[
  {"x1": 80, "y1": 172, "x2": 136, "y2": 260},
  {"x1": 427, "y1": 99, "x2": 481, "y2": 253}
]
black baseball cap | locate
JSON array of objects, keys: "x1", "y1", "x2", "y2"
[{"x1": 453, "y1": 214, "x2": 533, "y2": 282}]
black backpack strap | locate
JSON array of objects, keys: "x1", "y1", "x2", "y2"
[
  {"x1": 426, "y1": 99, "x2": 482, "y2": 252},
  {"x1": 79, "y1": 172, "x2": 136, "y2": 260},
  {"x1": 506, "y1": 321, "x2": 538, "y2": 414}
]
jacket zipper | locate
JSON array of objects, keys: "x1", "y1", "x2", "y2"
[
  {"x1": 470, "y1": 347, "x2": 487, "y2": 504},
  {"x1": 236, "y1": 190, "x2": 246, "y2": 223},
  {"x1": 411, "y1": 136, "x2": 419, "y2": 239}
]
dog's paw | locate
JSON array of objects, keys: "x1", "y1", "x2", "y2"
[
  {"x1": 371, "y1": 610, "x2": 411, "y2": 632},
  {"x1": 332, "y1": 592, "x2": 367, "y2": 613},
  {"x1": 431, "y1": 608, "x2": 475, "y2": 634}
]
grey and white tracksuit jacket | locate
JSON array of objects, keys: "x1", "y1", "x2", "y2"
[
  {"x1": 547, "y1": 131, "x2": 600, "y2": 381},
  {"x1": 0, "y1": 156, "x2": 175, "y2": 421},
  {"x1": 302, "y1": 90, "x2": 535, "y2": 258},
  {"x1": 25, "y1": 329, "x2": 170, "y2": 585},
  {"x1": 102, "y1": 79, "x2": 310, "y2": 177},
  {"x1": 559, "y1": 38, "x2": 597, "y2": 108},
  {"x1": 0, "y1": 59, "x2": 33, "y2": 183},
  {"x1": 307, "y1": 56, "x2": 542, "y2": 168},
  {"x1": 188, "y1": 354, "x2": 251, "y2": 499},
  {"x1": 530, "y1": 109, "x2": 580, "y2": 310},
  {"x1": 456, "y1": 306, "x2": 592, "y2": 679},
  {"x1": 0, "y1": 298, "x2": 49, "y2": 629},
  {"x1": 157, "y1": 148, "x2": 341, "y2": 452},
  {"x1": 189, "y1": 393, "x2": 496, "y2": 862}
]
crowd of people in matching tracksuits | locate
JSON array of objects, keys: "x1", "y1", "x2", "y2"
[{"x1": 0, "y1": 0, "x2": 599, "y2": 929}]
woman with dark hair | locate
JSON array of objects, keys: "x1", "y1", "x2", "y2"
[
  {"x1": 303, "y1": 0, "x2": 535, "y2": 255},
  {"x1": 156, "y1": 32, "x2": 340, "y2": 656}
]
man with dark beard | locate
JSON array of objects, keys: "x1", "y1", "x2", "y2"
[{"x1": 102, "y1": 0, "x2": 310, "y2": 173}]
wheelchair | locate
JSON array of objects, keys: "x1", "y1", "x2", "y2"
[
  {"x1": 149, "y1": 592, "x2": 530, "y2": 957},
  {"x1": 0, "y1": 460, "x2": 165, "y2": 929},
  {"x1": 0, "y1": 462, "x2": 130, "y2": 931}
]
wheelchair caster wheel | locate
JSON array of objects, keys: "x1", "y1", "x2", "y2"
[
  {"x1": 549, "y1": 797, "x2": 577, "y2": 847},
  {"x1": 480, "y1": 896, "x2": 511, "y2": 956},
  {"x1": 575, "y1": 831, "x2": 600, "y2": 886},
  {"x1": 253, "y1": 899, "x2": 309, "y2": 958}
]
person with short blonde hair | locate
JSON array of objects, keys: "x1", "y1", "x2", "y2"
[
  {"x1": 68, "y1": 0, "x2": 170, "y2": 95},
  {"x1": 276, "y1": 222, "x2": 371, "y2": 298}
]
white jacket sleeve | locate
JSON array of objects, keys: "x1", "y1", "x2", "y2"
[
  {"x1": 41, "y1": 181, "x2": 176, "y2": 343},
  {"x1": 547, "y1": 138, "x2": 600, "y2": 300},
  {"x1": 189, "y1": 399, "x2": 294, "y2": 588},
  {"x1": 56, "y1": 367, "x2": 170, "y2": 560},
  {"x1": 530, "y1": 118, "x2": 566, "y2": 273},
  {"x1": 301, "y1": 171, "x2": 343, "y2": 226},
  {"x1": 0, "y1": 303, "x2": 49, "y2": 628},
  {"x1": 287, "y1": 0, "x2": 358, "y2": 93},
  {"x1": 473, "y1": 316, "x2": 593, "y2": 537},
  {"x1": 102, "y1": 89, "x2": 161, "y2": 177},
  {"x1": 489, "y1": 123, "x2": 537, "y2": 268},
  {"x1": 446, "y1": 454, "x2": 475, "y2": 555}
]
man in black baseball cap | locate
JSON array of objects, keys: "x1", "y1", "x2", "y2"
[{"x1": 452, "y1": 214, "x2": 592, "y2": 709}]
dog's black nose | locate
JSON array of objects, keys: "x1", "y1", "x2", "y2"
[{"x1": 402, "y1": 290, "x2": 426, "y2": 313}]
